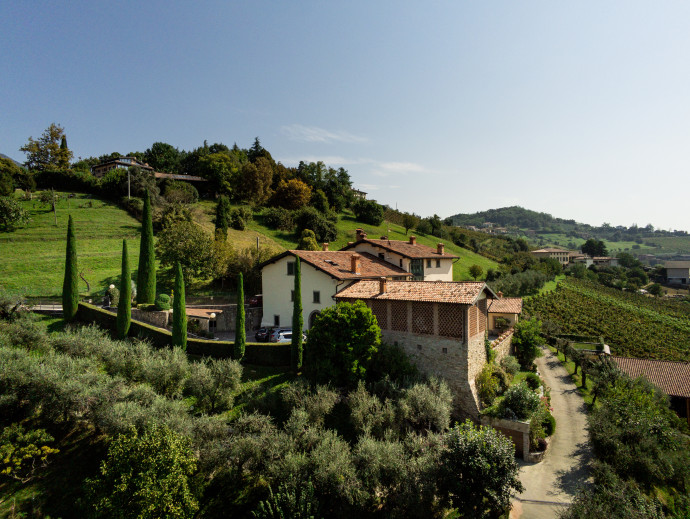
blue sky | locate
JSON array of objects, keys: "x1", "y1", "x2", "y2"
[{"x1": 2, "y1": 1, "x2": 689, "y2": 231}]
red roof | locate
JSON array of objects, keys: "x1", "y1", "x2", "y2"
[
  {"x1": 612, "y1": 356, "x2": 690, "y2": 398},
  {"x1": 488, "y1": 297, "x2": 523, "y2": 314},
  {"x1": 335, "y1": 279, "x2": 495, "y2": 304},
  {"x1": 340, "y1": 238, "x2": 459, "y2": 259},
  {"x1": 261, "y1": 250, "x2": 411, "y2": 281}
]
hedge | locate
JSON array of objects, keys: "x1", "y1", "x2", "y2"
[{"x1": 76, "y1": 303, "x2": 290, "y2": 366}]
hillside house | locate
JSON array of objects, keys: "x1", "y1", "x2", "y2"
[
  {"x1": 592, "y1": 256, "x2": 619, "y2": 267},
  {"x1": 612, "y1": 356, "x2": 690, "y2": 425},
  {"x1": 488, "y1": 296, "x2": 522, "y2": 335},
  {"x1": 335, "y1": 279, "x2": 497, "y2": 416},
  {"x1": 91, "y1": 156, "x2": 153, "y2": 178},
  {"x1": 665, "y1": 261, "x2": 690, "y2": 285},
  {"x1": 260, "y1": 249, "x2": 410, "y2": 330},
  {"x1": 340, "y1": 229, "x2": 458, "y2": 281},
  {"x1": 530, "y1": 248, "x2": 572, "y2": 266},
  {"x1": 568, "y1": 252, "x2": 593, "y2": 267}
]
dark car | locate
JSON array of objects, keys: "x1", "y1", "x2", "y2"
[
  {"x1": 254, "y1": 327, "x2": 272, "y2": 342},
  {"x1": 249, "y1": 294, "x2": 263, "y2": 307}
]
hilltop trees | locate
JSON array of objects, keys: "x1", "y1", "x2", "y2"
[
  {"x1": 581, "y1": 238, "x2": 607, "y2": 257},
  {"x1": 136, "y1": 191, "x2": 156, "y2": 304},
  {"x1": 20, "y1": 123, "x2": 73, "y2": 171},
  {"x1": 62, "y1": 215, "x2": 79, "y2": 322}
]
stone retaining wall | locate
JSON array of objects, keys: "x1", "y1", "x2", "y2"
[
  {"x1": 491, "y1": 329, "x2": 514, "y2": 363},
  {"x1": 481, "y1": 416, "x2": 531, "y2": 460}
]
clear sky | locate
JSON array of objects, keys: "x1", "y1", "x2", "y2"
[{"x1": 2, "y1": 1, "x2": 689, "y2": 231}]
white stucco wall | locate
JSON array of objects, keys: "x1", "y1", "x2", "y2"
[
  {"x1": 349, "y1": 242, "x2": 453, "y2": 281},
  {"x1": 261, "y1": 256, "x2": 341, "y2": 329}
]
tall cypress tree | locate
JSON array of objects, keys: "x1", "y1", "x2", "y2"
[
  {"x1": 214, "y1": 195, "x2": 229, "y2": 241},
  {"x1": 291, "y1": 256, "x2": 303, "y2": 372},
  {"x1": 137, "y1": 191, "x2": 156, "y2": 304},
  {"x1": 172, "y1": 262, "x2": 187, "y2": 350},
  {"x1": 234, "y1": 272, "x2": 246, "y2": 360},
  {"x1": 62, "y1": 215, "x2": 79, "y2": 322},
  {"x1": 116, "y1": 240, "x2": 131, "y2": 339}
]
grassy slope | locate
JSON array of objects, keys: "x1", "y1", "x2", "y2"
[{"x1": 0, "y1": 193, "x2": 141, "y2": 298}]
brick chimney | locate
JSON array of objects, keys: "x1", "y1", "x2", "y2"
[
  {"x1": 351, "y1": 254, "x2": 361, "y2": 274},
  {"x1": 409, "y1": 236, "x2": 417, "y2": 245},
  {"x1": 356, "y1": 228, "x2": 367, "y2": 241},
  {"x1": 379, "y1": 277, "x2": 387, "y2": 294},
  {"x1": 322, "y1": 243, "x2": 329, "y2": 251},
  {"x1": 437, "y1": 243, "x2": 444, "y2": 255}
]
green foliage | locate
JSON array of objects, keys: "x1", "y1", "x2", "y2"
[
  {"x1": 582, "y1": 238, "x2": 608, "y2": 257},
  {"x1": 476, "y1": 364, "x2": 500, "y2": 407},
  {"x1": 184, "y1": 358, "x2": 242, "y2": 414},
  {"x1": 297, "y1": 229, "x2": 320, "y2": 251},
  {"x1": 262, "y1": 206, "x2": 294, "y2": 231},
  {"x1": 0, "y1": 196, "x2": 29, "y2": 231},
  {"x1": 214, "y1": 195, "x2": 230, "y2": 241},
  {"x1": 0, "y1": 169, "x2": 13, "y2": 196},
  {"x1": 155, "y1": 293, "x2": 171, "y2": 311},
  {"x1": 469, "y1": 264, "x2": 483, "y2": 280},
  {"x1": 500, "y1": 383, "x2": 541, "y2": 420},
  {"x1": 293, "y1": 206, "x2": 337, "y2": 243},
  {"x1": 235, "y1": 272, "x2": 246, "y2": 360},
  {"x1": 398, "y1": 378, "x2": 453, "y2": 433},
  {"x1": 106, "y1": 285, "x2": 120, "y2": 307},
  {"x1": 500, "y1": 355, "x2": 520, "y2": 376},
  {"x1": 439, "y1": 420, "x2": 524, "y2": 518},
  {"x1": 86, "y1": 425, "x2": 198, "y2": 518},
  {"x1": 136, "y1": 191, "x2": 156, "y2": 305},
  {"x1": 401, "y1": 212, "x2": 419, "y2": 235},
  {"x1": 20, "y1": 123, "x2": 73, "y2": 171},
  {"x1": 366, "y1": 341, "x2": 418, "y2": 384},
  {"x1": 62, "y1": 214, "x2": 79, "y2": 321},
  {"x1": 292, "y1": 257, "x2": 303, "y2": 372},
  {"x1": 172, "y1": 262, "x2": 187, "y2": 350},
  {"x1": 162, "y1": 180, "x2": 198, "y2": 204},
  {"x1": 512, "y1": 317, "x2": 544, "y2": 369},
  {"x1": 304, "y1": 301, "x2": 381, "y2": 387},
  {"x1": 352, "y1": 199, "x2": 384, "y2": 226},
  {"x1": 116, "y1": 240, "x2": 131, "y2": 339},
  {"x1": 489, "y1": 269, "x2": 551, "y2": 297},
  {"x1": 310, "y1": 188, "x2": 330, "y2": 213},
  {"x1": 272, "y1": 178, "x2": 312, "y2": 210},
  {"x1": 156, "y1": 221, "x2": 216, "y2": 282},
  {"x1": 230, "y1": 206, "x2": 253, "y2": 230},
  {"x1": 0, "y1": 423, "x2": 59, "y2": 482},
  {"x1": 144, "y1": 141, "x2": 182, "y2": 174},
  {"x1": 523, "y1": 372, "x2": 542, "y2": 390},
  {"x1": 253, "y1": 478, "x2": 321, "y2": 519}
]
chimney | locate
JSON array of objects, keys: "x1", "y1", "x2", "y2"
[
  {"x1": 355, "y1": 228, "x2": 367, "y2": 241},
  {"x1": 437, "y1": 243, "x2": 444, "y2": 255},
  {"x1": 351, "y1": 254, "x2": 361, "y2": 274},
  {"x1": 379, "y1": 277, "x2": 387, "y2": 294},
  {"x1": 498, "y1": 291, "x2": 503, "y2": 298},
  {"x1": 322, "y1": 243, "x2": 329, "y2": 251},
  {"x1": 409, "y1": 236, "x2": 417, "y2": 245}
]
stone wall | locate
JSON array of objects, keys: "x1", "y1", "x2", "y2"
[
  {"x1": 491, "y1": 329, "x2": 514, "y2": 363},
  {"x1": 131, "y1": 308, "x2": 169, "y2": 328},
  {"x1": 185, "y1": 305, "x2": 262, "y2": 333},
  {"x1": 481, "y1": 416, "x2": 530, "y2": 460}
]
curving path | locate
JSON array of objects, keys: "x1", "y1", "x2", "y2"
[{"x1": 510, "y1": 347, "x2": 592, "y2": 519}]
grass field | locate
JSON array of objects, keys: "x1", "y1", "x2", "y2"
[{"x1": 0, "y1": 193, "x2": 141, "y2": 298}]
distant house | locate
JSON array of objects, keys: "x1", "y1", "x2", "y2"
[
  {"x1": 665, "y1": 261, "x2": 690, "y2": 285},
  {"x1": 339, "y1": 229, "x2": 458, "y2": 281},
  {"x1": 91, "y1": 156, "x2": 153, "y2": 178},
  {"x1": 612, "y1": 356, "x2": 690, "y2": 425},
  {"x1": 592, "y1": 256, "x2": 619, "y2": 268},
  {"x1": 352, "y1": 189, "x2": 367, "y2": 200},
  {"x1": 335, "y1": 279, "x2": 498, "y2": 416},
  {"x1": 530, "y1": 248, "x2": 572, "y2": 266},
  {"x1": 487, "y1": 296, "x2": 522, "y2": 335},
  {"x1": 260, "y1": 249, "x2": 410, "y2": 330},
  {"x1": 569, "y1": 252, "x2": 593, "y2": 267}
]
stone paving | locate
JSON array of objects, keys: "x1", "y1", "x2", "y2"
[{"x1": 510, "y1": 347, "x2": 592, "y2": 519}]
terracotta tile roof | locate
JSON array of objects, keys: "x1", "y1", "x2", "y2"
[
  {"x1": 532, "y1": 248, "x2": 570, "y2": 254},
  {"x1": 488, "y1": 297, "x2": 523, "y2": 314},
  {"x1": 334, "y1": 279, "x2": 495, "y2": 304},
  {"x1": 341, "y1": 238, "x2": 459, "y2": 259},
  {"x1": 612, "y1": 356, "x2": 690, "y2": 398},
  {"x1": 665, "y1": 261, "x2": 690, "y2": 269},
  {"x1": 262, "y1": 250, "x2": 411, "y2": 281},
  {"x1": 186, "y1": 308, "x2": 223, "y2": 319}
]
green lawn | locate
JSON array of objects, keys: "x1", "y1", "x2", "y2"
[{"x1": 0, "y1": 193, "x2": 141, "y2": 298}]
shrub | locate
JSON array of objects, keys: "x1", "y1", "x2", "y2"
[
  {"x1": 542, "y1": 411, "x2": 556, "y2": 436},
  {"x1": 398, "y1": 378, "x2": 453, "y2": 433},
  {"x1": 524, "y1": 372, "x2": 542, "y2": 391},
  {"x1": 500, "y1": 383, "x2": 541, "y2": 420},
  {"x1": 0, "y1": 423, "x2": 59, "y2": 482},
  {"x1": 366, "y1": 342, "x2": 418, "y2": 384},
  {"x1": 155, "y1": 293, "x2": 171, "y2": 311},
  {"x1": 230, "y1": 206, "x2": 253, "y2": 230},
  {"x1": 0, "y1": 196, "x2": 29, "y2": 231},
  {"x1": 262, "y1": 206, "x2": 294, "y2": 231},
  {"x1": 500, "y1": 355, "x2": 520, "y2": 376},
  {"x1": 512, "y1": 317, "x2": 543, "y2": 369},
  {"x1": 476, "y1": 364, "x2": 500, "y2": 407},
  {"x1": 163, "y1": 180, "x2": 198, "y2": 204},
  {"x1": 184, "y1": 358, "x2": 242, "y2": 414},
  {"x1": 293, "y1": 207, "x2": 337, "y2": 243},
  {"x1": 352, "y1": 199, "x2": 384, "y2": 226}
]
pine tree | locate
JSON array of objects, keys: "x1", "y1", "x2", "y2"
[
  {"x1": 62, "y1": 215, "x2": 79, "y2": 322},
  {"x1": 172, "y1": 261, "x2": 187, "y2": 349},
  {"x1": 291, "y1": 256, "x2": 303, "y2": 372},
  {"x1": 214, "y1": 195, "x2": 229, "y2": 241},
  {"x1": 234, "y1": 273, "x2": 246, "y2": 360},
  {"x1": 116, "y1": 240, "x2": 131, "y2": 339},
  {"x1": 137, "y1": 191, "x2": 156, "y2": 304}
]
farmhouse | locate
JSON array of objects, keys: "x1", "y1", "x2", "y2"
[
  {"x1": 612, "y1": 356, "x2": 690, "y2": 425},
  {"x1": 335, "y1": 279, "x2": 497, "y2": 416},
  {"x1": 488, "y1": 296, "x2": 522, "y2": 335},
  {"x1": 665, "y1": 261, "x2": 690, "y2": 285},
  {"x1": 91, "y1": 156, "x2": 153, "y2": 177},
  {"x1": 339, "y1": 229, "x2": 458, "y2": 281},
  {"x1": 260, "y1": 249, "x2": 410, "y2": 330},
  {"x1": 530, "y1": 248, "x2": 571, "y2": 266}
]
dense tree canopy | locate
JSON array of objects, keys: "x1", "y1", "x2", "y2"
[{"x1": 20, "y1": 123, "x2": 73, "y2": 171}]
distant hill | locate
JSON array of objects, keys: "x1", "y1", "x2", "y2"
[
  {"x1": 0, "y1": 153, "x2": 23, "y2": 167},
  {"x1": 449, "y1": 206, "x2": 579, "y2": 231}
]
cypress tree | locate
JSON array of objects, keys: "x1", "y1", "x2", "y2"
[
  {"x1": 137, "y1": 191, "x2": 156, "y2": 304},
  {"x1": 234, "y1": 272, "x2": 246, "y2": 360},
  {"x1": 214, "y1": 195, "x2": 229, "y2": 241},
  {"x1": 291, "y1": 256, "x2": 303, "y2": 372},
  {"x1": 62, "y1": 214, "x2": 79, "y2": 322},
  {"x1": 116, "y1": 240, "x2": 131, "y2": 339},
  {"x1": 172, "y1": 262, "x2": 187, "y2": 350}
]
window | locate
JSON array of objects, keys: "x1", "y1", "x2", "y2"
[
  {"x1": 417, "y1": 344, "x2": 422, "y2": 350},
  {"x1": 436, "y1": 259, "x2": 441, "y2": 268},
  {"x1": 274, "y1": 315, "x2": 280, "y2": 326},
  {"x1": 378, "y1": 253, "x2": 385, "y2": 260},
  {"x1": 442, "y1": 347, "x2": 448, "y2": 354},
  {"x1": 287, "y1": 261, "x2": 295, "y2": 276},
  {"x1": 313, "y1": 291, "x2": 320, "y2": 304},
  {"x1": 291, "y1": 290, "x2": 294, "y2": 302},
  {"x1": 426, "y1": 259, "x2": 432, "y2": 268},
  {"x1": 399, "y1": 259, "x2": 403, "y2": 267}
]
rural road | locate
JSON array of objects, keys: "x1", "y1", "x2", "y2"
[{"x1": 510, "y1": 347, "x2": 592, "y2": 519}]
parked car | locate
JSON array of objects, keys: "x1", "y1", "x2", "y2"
[
  {"x1": 249, "y1": 294, "x2": 263, "y2": 307},
  {"x1": 268, "y1": 327, "x2": 292, "y2": 342},
  {"x1": 272, "y1": 331, "x2": 307, "y2": 343},
  {"x1": 254, "y1": 327, "x2": 272, "y2": 342}
]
